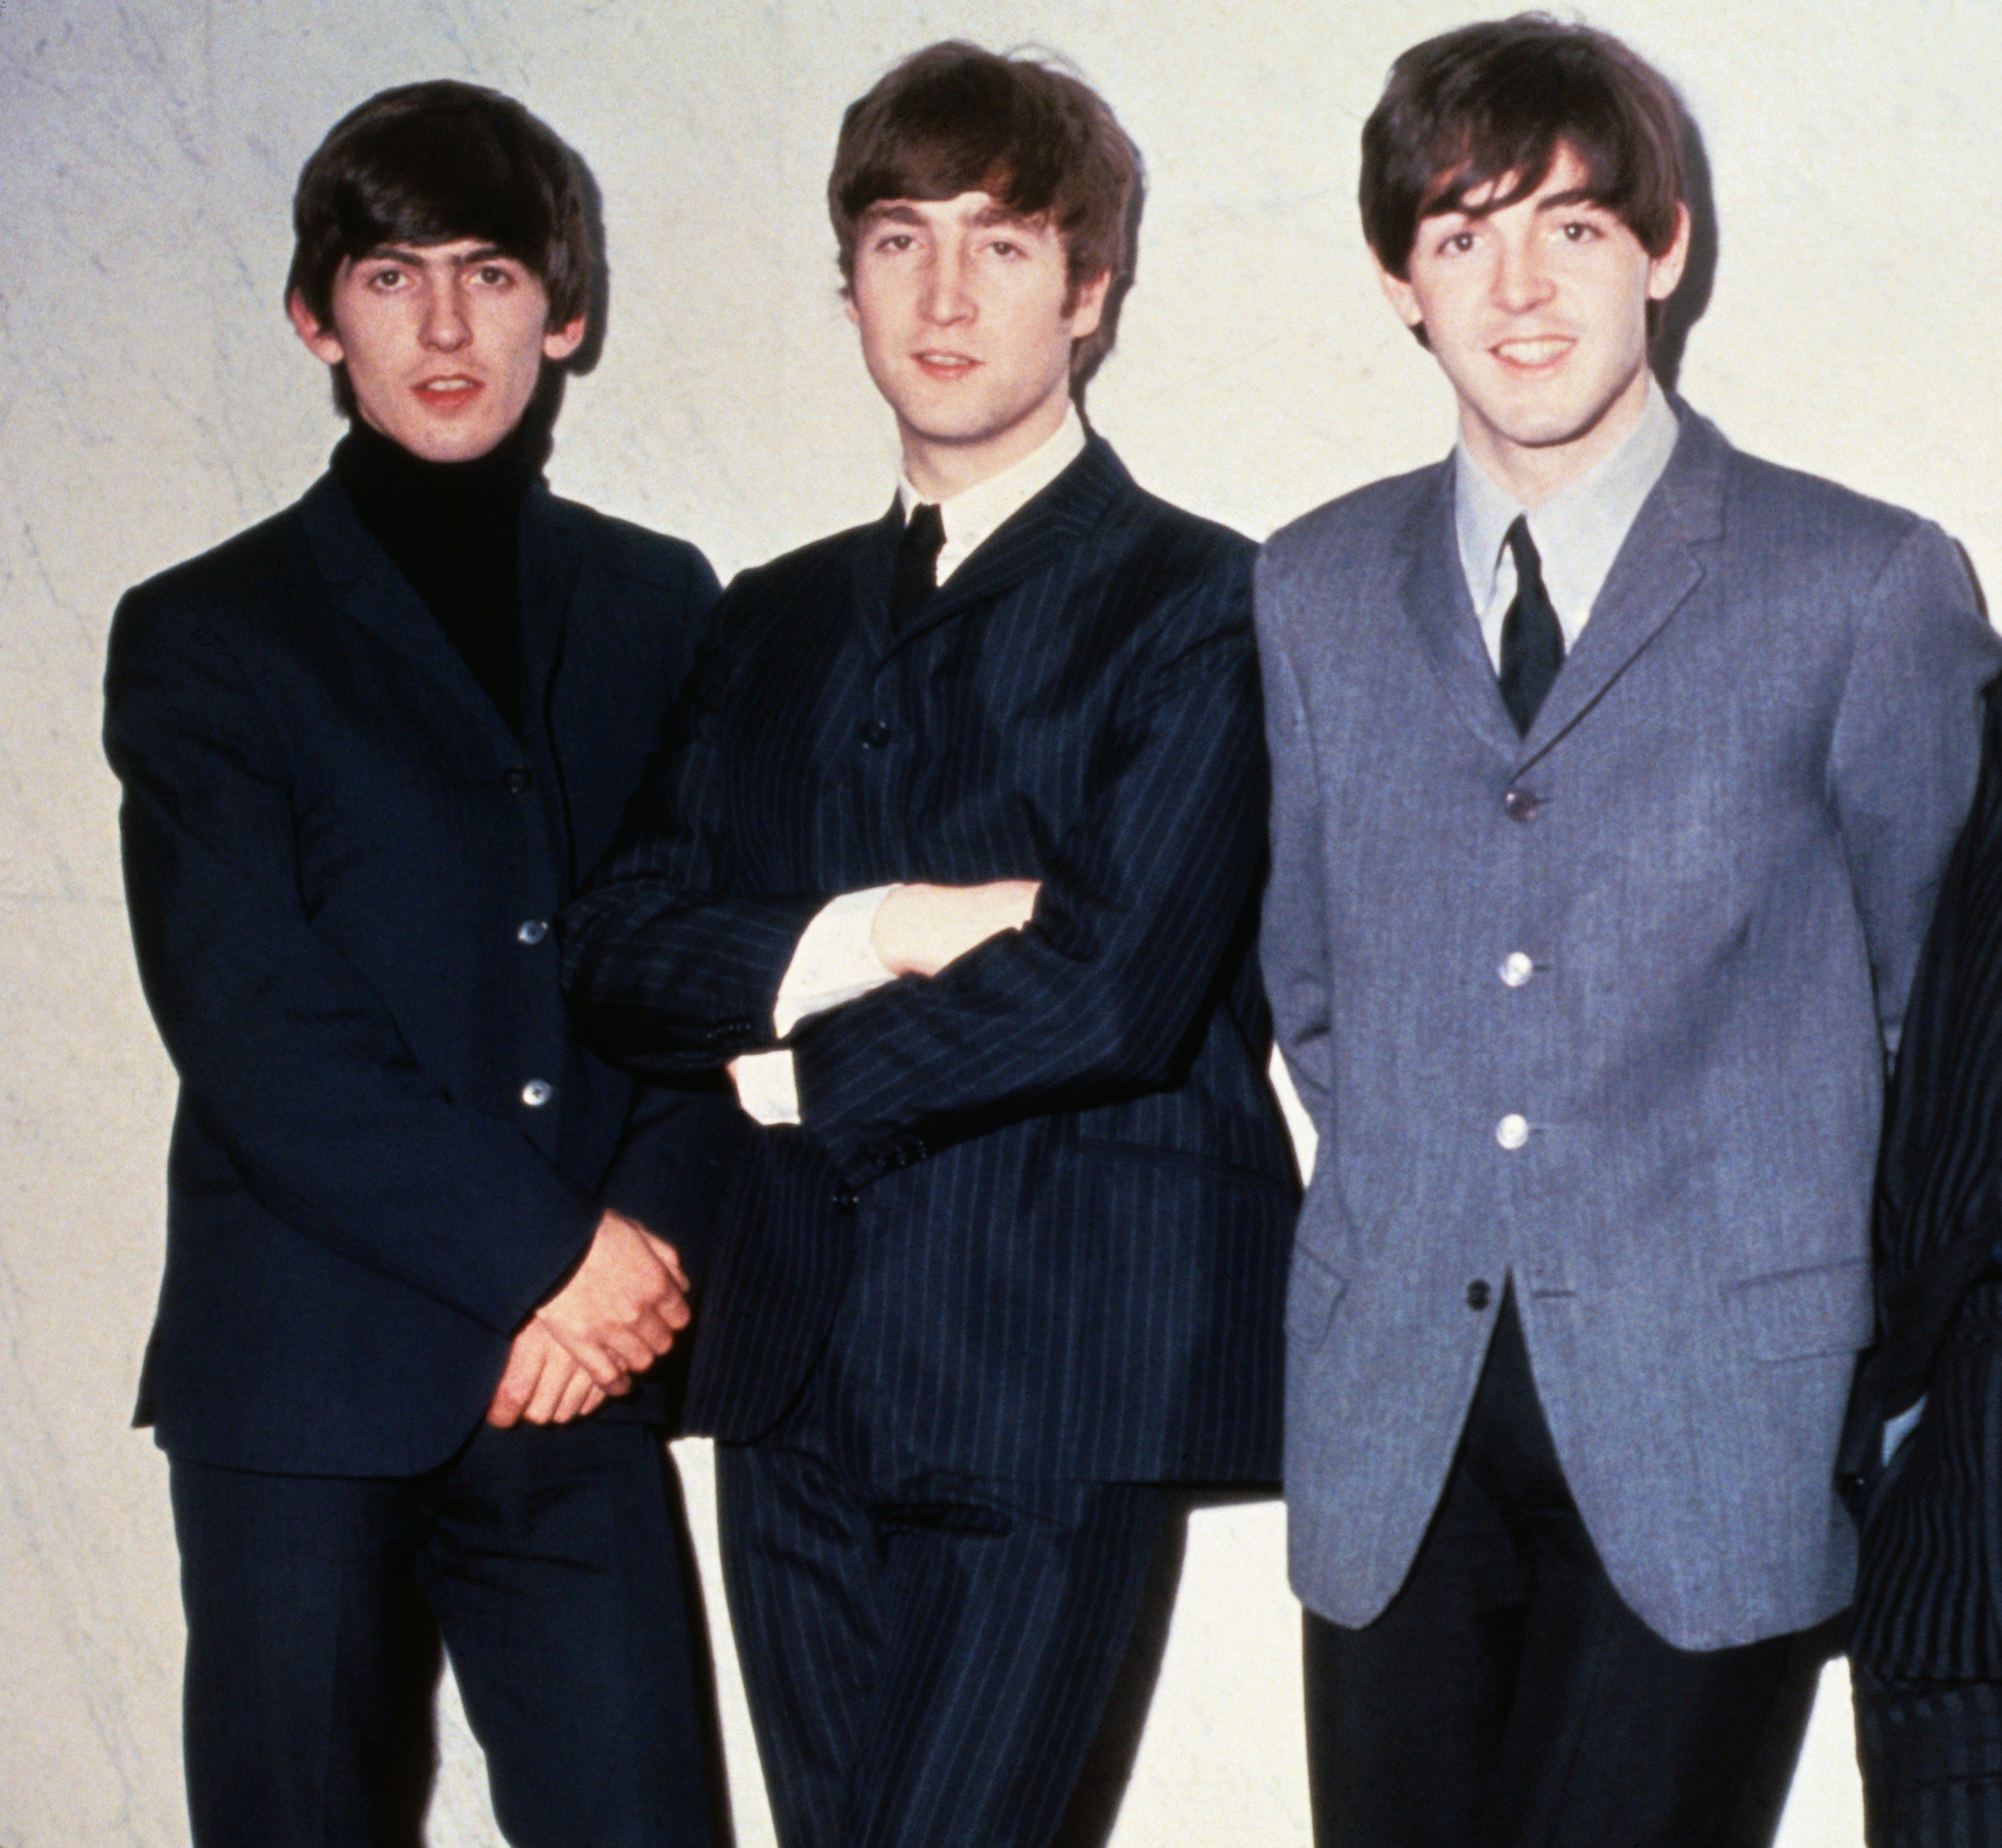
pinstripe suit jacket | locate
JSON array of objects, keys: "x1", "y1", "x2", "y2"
[
  {"x1": 563, "y1": 436, "x2": 1296, "y2": 1479},
  {"x1": 1853, "y1": 680, "x2": 2002, "y2": 1679},
  {"x1": 1259, "y1": 404, "x2": 1999, "y2": 1650}
]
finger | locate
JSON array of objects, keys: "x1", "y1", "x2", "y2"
[
  {"x1": 603, "y1": 1322, "x2": 661, "y2": 1370},
  {"x1": 487, "y1": 1329, "x2": 546, "y2": 1427},
  {"x1": 580, "y1": 1383, "x2": 609, "y2": 1415},
  {"x1": 537, "y1": 1315, "x2": 629, "y2": 1389},
  {"x1": 552, "y1": 1365, "x2": 598, "y2": 1424},
  {"x1": 525, "y1": 1348, "x2": 573, "y2": 1425},
  {"x1": 643, "y1": 1233, "x2": 690, "y2": 1294}
]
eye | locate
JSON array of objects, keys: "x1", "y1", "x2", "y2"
[
  {"x1": 1559, "y1": 219, "x2": 1603, "y2": 243},
  {"x1": 987, "y1": 238, "x2": 1026, "y2": 259},
  {"x1": 875, "y1": 232, "x2": 916, "y2": 253},
  {"x1": 367, "y1": 265, "x2": 407, "y2": 290},
  {"x1": 1437, "y1": 228, "x2": 1477, "y2": 256},
  {"x1": 475, "y1": 264, "x2": 511, "y2": 286}
]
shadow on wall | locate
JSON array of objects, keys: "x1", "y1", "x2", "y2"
[{"x1": 1652, "y1": 105, "x2": 1717, "y2": 395}]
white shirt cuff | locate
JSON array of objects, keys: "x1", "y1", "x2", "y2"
[
  {"x1": 731, "y1": 1049, "x2": 801, "y2": 1127},
  {"x1": 773, "y1": 885, "x2": 899, "y2": 1038}
]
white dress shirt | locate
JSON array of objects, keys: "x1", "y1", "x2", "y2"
[
  {"x1": 731, "y1": 405, "x2": 1088, "y2": 1125},
  {"x1": 1454, "y1": 376, "x2": 1680, "y2": 669}
]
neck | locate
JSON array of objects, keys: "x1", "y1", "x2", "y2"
[
  {"x1": 1461, "y1": 363, "x2": 1653, "y2": 508},
  {"x1": 897, "y1": 387, "x2": 1073, "y2": 503}
]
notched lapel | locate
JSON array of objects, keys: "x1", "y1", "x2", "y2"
[
  {"x1": 868, "y1": 436, "x2": 1130, "y2": 657},
  {"x1": 1518, "y1": 406, "x2": 1728, "y2": 763},
  {"x1": 1395, "y1": 465, "x2": 1524, "y2": 765},
  {"x1": 297, "y1": 474, "x2": 521, "y2": 755}
]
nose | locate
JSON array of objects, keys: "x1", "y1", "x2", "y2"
[
  {"x1": 1492, "y1": 233, "x2": 1555, "y2": 314},
  {"x1": 920, "y1": 244, "x2": 975, "y2": 326},
  {"x1": 420, "y1": 276, "x2": 473, "y2": 351}
]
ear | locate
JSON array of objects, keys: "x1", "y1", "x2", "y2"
[
  {"x1": 287, "y1": 289, "x2": 345, "y2": 367},
  {"x1": 1373, "y1": 254, "x2": 1425, "y2": 333},
  {"x1": 542, "y1": 313, "x2": 587, "y2": 363},
  {"x1": 1646, "y1": 202, "x2": 1693, "y2": 303},
  {"x1": 1065, "y1": 268, "x2": 1112, "y2": 341}
]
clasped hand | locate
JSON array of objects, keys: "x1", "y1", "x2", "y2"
[{"x1": 487, "y1": 1207, "x2": 690, "y2": 1427}]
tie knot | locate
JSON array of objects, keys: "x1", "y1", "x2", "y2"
[
  {"x1": 903, "y1": 501, "x2": 944, "y2": 567},
  {"x1": 889, "y1": 501, "x2": 946, "y2": 632}
]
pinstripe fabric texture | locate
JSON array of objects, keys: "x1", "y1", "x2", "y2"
[
  {"x1": 1855, "y1": 684, "x2": 2002, "y2": 1683},
  {"x1": 715, "y1": 1421, "x2": 1163, "y2": 1848},
  {"x1": 563, "y1": 437, "x2": 1296, "y2": 1480},
  {"x1": 1856, "y1": 1671, "x2": 2002, "y2": 1847},
  {"x1": 1258, "y1": 402, "x2": 2000, "y2": 1649}
]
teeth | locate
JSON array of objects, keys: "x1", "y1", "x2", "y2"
[{"x1": 1496, "y1": 338, "x2": 1569, "y2": 365}]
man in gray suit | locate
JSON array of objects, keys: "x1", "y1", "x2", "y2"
[{"x1": 1256, "y1": 16, "x2": 1999, "y2": 1843}]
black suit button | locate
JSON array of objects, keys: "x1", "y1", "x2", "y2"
[
  {"x1": 832, "y1": 1185, "x2": 858, "y2": 1212},
  {"x1": 503, "y1": 765, "x2": 534, "y2": 796},
  {"x1": 858, "y1": 718, "x2": 892, "y2": 749},
  {"x1": 1465, "y1": 1279, "x2": 1492, "y2": 1311},
  {"x1": 1502, "y1": 788, "x2": 1539, "y2": 822}
]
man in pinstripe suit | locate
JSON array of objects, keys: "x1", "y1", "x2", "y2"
[{"x1": 563, "y1": 41, "x2": 1295, "y2": 1848}]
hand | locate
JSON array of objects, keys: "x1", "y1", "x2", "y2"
[
  {"x1": 532, "y1": 1208, "x2": 692, "y2": 1391},
  {"x1": 486, "y1": 1319, "x2": 618, "y2": 1428},
  {"x1": 869, "y1": 880, "x2": 1041, "y2": 978}
]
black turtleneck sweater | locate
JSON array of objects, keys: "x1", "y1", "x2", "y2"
[{"x1": 331, "y1": 418, "x2": 545, "y2": 736}]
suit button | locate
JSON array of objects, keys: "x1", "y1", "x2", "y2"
[
  {"x1": 504, "y1": 766, "x2": 534, "y2": 795},
  {"x1": 858, "y1": 718, "x2": 892, "y2": 749},
  {"x1": 520, "y1": 1078, "x2": 553, "y2": 1108},
  {"x1": 1466, "y1": 1279, "x2": 1492, "y2": 1311},
  {"x1": 1499, "y1": 951, "x2": 1533, "y2": 988},
  {"x1": 517, "y1": 919, "x2": 550, "y2": 946},
  {"x1": 831, "y1": 1185, "x2": 858, "y2": 1212},
  {"x1": 1495, "y1": 1113, "x2": 1529, "y2": 1151},
  {"x1": 1502, "y1": 788, "x2": 1539, "y2": 821}
]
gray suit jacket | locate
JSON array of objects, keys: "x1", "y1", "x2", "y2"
[{"x1": 1256, "y1": 403, "x2": 1998, "y2": 1649}]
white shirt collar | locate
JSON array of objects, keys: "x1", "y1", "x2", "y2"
[
  {"x1": 897, "y1": 402, "x2": 1086, "y2": 586},
  {"x1": 1454, "y1": 376, "x2": 1681, "y2": 668}
]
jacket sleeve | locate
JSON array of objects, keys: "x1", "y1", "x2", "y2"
[
  {"x1": 1254, "y1": 563, "x2": 1335, "y2": 1130},
  {"x1": 1827, "y1": 521, "x2": 2001, "y2": 1059},
  {"x1": 594, "y1": 1077, "x2": 751, "y2": 1289},
  {"x1": 105, "y1": 587, "x2": 598, "y2": 1336},
  {"x1": 790, "y1": 552, "x2": 1269, "y2": 1186},
  {"x1": 559, "y1": 624, "x2": 827, "y2": 1075}
]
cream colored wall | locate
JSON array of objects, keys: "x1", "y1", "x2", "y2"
[{"x1": 3, "y1": 3, "x2": 1997, "y2": 1842}]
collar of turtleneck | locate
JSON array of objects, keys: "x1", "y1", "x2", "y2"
[{"x1": 329, "y1": 416, "x2": 546, "y2": 736}]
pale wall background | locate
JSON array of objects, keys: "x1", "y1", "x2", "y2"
[{"x1": 3, "y1": 2, "x2": 1999, "y2": 1843}]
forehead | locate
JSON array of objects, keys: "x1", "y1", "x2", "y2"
[
  {"x1": 1424, "y1": 142, "x2": 1602, "y2": 220},
  {"x1": 858, "y1": 191, "x2": 1054, "y2": 237}
]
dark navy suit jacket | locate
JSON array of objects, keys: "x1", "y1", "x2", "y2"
[
  {"x1": 563, "y1": 437, "x2": 1296, "y2": 1481},
  {"x1": 105, "y1": 472, "x2": 740, "y2": 1477}
]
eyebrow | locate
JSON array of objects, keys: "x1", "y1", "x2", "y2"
[
  {"x1": 358, "y1": 243, "x2": 513, "y2": 268},
  {"x1": 858, "y1": 202, "x2": 1044, "y2": 233}
]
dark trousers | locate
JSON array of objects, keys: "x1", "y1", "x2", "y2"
[
  {"x1": 171, "y1": 1419, "x2": 715, "y2": 1848},
  {"x1": 1305, "y1": 1291, "x2": 1795, "y2": 1847},
  {"x1": 1856, "y1": 1672, "x2": 2002, "y2": 1847},
  {"x1": 715, "y1": 1433, "x2": 1164, "y2": 1847}
]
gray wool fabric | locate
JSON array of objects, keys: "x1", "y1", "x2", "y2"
[{"x1": 1255, "y1": 403, "x2": 2000, "y2": 1652}]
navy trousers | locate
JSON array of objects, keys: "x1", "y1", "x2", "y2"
[
  {"x1": 716, "y1": 1428, "x2": 1164, "y2": 1847},
  {"x1": 1304, "y1": 1289, "x2": 1796, "y2": 1847},
  {"x1": 170, "y1": 1419, "x2": 716, "y2": 1848}
]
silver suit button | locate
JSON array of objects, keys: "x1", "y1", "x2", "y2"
[
  {"x1": 517, "y1": 919, "x2": 550, "y2": 946},
  {"x1": 1495, "y1": 1113, "x2": 1529, "y2": 1151},
  {"x1": 521, "y1": 1079, "x2": 553, "y2": 1108},
  {"x1": 1499, "y1": 951, "x2": 1534, "y2": 988}
]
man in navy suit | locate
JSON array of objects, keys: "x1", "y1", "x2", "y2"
[
  {"x1": 104, "y1": 82, "x2": 731, "y2": 1847},
  {"x1": 563, "y1": 42, "x2": 1295, "y2": 1848}
]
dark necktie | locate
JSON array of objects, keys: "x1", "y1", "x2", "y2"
[
  {"x1": 889, "y1": 501, "x2": 945, "y2": 633},
  {"x1": 1497, "y1": 515, "x2": 1563, "y2": 734}
]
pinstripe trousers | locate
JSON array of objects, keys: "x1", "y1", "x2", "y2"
[
  {"x1": 715, "y1": 1421, "x2": 1165, "y2": 1847},
  {"x1": 1856, "y1": 1675, "x2": 2002, "y2": 1847}
]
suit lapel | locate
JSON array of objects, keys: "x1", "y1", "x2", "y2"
[
  {"x1": 1518, "y1": 404, "x2": 1727, "y2": 764},
  {"x1": 1395, "y1": 463, "x2": 1525, "y2": 765},
  {"x1": 297, "y1": 474, "x2": 521, "y2": 758},
  {"x1": 861, "y1": 435, "x2": 1130, "y2": 659}
]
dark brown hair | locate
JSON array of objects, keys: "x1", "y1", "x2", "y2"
[
  {"x1": 828, "y1": 42, "x2": 1143, "y2": 391},
  {"x1": 287, "y1": 81, "x2": 600, "y2": 414},
  {"x1": 1360, "y1": 14, "x2": 1686, "y2": 279}
]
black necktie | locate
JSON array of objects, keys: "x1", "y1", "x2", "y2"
[
  {"x1": 1497, "y1": 515, "x2": 1563, "y2": 734},
  {"x1": 889, "y1": 501, "x2": 945, "y2": 633}
]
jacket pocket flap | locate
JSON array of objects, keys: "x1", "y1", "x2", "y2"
[
  {"x1": 1727, "y1": 1258, "x2": 1873, "y2": 1362},
  {"x1": 1287, "y1": 1247, "x2": 1348, "y2": 1348}
]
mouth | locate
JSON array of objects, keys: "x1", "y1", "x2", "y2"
[
  {"x1": 413, "y1": 374, "x2": 485, "y2": 409},
  {"x1": 1490, "y1": 336, "x2": 1575, "y2": 372},
  {"x1": 912, "y1": 350, "x2": 979, "y2": 380}
]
